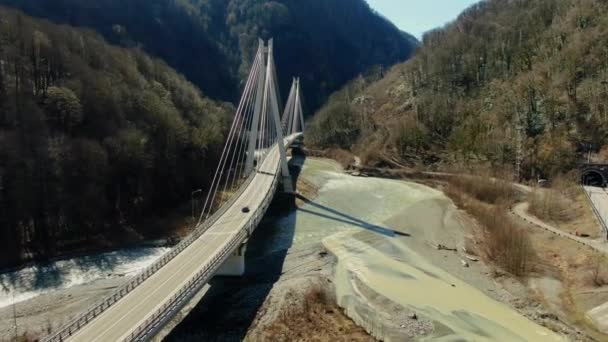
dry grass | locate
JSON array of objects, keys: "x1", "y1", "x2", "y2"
[
  {"x1": 528, "y1": 172, "x2": 600, "y2": 238},
  {"x1": 523, "y1": 223, "x2": 608, "y2": 340},
  {"x1": 529, "y1": 172, "x2": 581, "y2": 223},
  {"x1": 585, "y1": 253, "x2": 608, "y2": 287},
  {"x1": 478, "y1": 206, "x2": 534, "y2": 277},
  {"x1": 444, "y1": 175, "x2": 534, "y2": 277},
  {"x1": 324, "y1": 148, "x2": 356, "y2": 168},
  {"x1": 257, "y1": 283, "x2": 374, "y2": 342},
  {"x1": 304, "y1": 147, "x2": 356, "y2": 168},
  {"x1": 468, "y1": 202, "x2": 533, "y2": 277},
  {"x1": 448, "y1": 174, "x2": 516, "y2": 205},
  {"x1": 528, "y1": 189, "x2": 578, "y2": 223},
  {"x1": 429, "y1": 173, "x2": 608, "y2": 338}
]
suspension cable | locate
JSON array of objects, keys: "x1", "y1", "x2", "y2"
[
  {"x1": 198, "y1": 48, "x2": 262, "y2": 224},
  {"x1": 224, "y1": 56, "x2": 262, "y2": 194}
]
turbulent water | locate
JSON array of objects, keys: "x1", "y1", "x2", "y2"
[
  {"x1": 272, "y1": 158, "x2": 564, "y2": 341},
  {"x1": 0, "y1": 247, "x2": 169, "y2": 309}
]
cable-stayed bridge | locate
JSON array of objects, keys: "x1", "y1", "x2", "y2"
[{"x1": 44, "y1": 39, "x2": 306, "y2": 342}]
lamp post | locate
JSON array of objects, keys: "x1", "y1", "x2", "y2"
[{"x1": 191, "y1": 189, "x2": 203, "y2": 223}]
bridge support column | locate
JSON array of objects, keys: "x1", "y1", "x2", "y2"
[{"x1": 217, "y1": 241, "x2": 248, "y2": 276}]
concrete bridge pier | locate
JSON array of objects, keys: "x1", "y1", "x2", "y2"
[
  {"x1": 216, "y1": 241, "x2": 248, "y2": 276},
  {"x1": 280, "y1": 175, "x2": 295, "y2": 194}
]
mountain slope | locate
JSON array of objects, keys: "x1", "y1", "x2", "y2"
[
  {"x1": 0, "y1": 6, "x2": 232, "y2": 268},
  {"x1": 0, "y1": 0, "x2": 237, "y2": 101},
  {"x1": 0, "y1": 0, "x2": 418, "y2": 109},
  {"x1": 309, "y1": 0, "x2": 608, "y2": 179}
]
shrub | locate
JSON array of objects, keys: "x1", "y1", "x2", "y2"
[
  {"x1": 445, "y1": 180, "x2": 534, "y2": 277},
  {"x1": 587, "y1": 253, "x2": 608, "y2": 287},
  {"x1": 449, "y1": 174, "x2": 516, "y2": 205},
  {"x1": 528, "y1": 189, "x2": 577, "y2": 223},
  {"x1": 477, "y1": 206, "x2": 534, "y2": 277}
]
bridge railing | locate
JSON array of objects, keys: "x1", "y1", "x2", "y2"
[
  {"x1": 126, "y1": 157, "x2": 282, "y2": 341},
  {"x1": 44, "y1": 172, "x2": 259, "y2": 342},
  {"x1": 43, "y1": 137, "x2": 297, "y2": 342}
]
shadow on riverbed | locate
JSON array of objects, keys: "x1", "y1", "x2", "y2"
[
  {"x1": 296, "y1": 194, "x2": 409, "y2": 238},
  {"x1": 164, "y1": 154, "x2": 306, "y2": 341}
]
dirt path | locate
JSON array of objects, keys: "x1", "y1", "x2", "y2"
[
  {"x1": 511, "y1": 198, "x2": 608, "y2": 337},
  {"x1": 512, "y1": 202, "x2": 608, "y2": 254},
  {"x1": 356, "y1": 164, "x2": 608, "y2": 254}
]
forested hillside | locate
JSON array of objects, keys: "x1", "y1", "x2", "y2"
[
  {"x1": 309, "y1": 0, "x2": 608, "y2": 180},
  {"x1": 0, "y1": 6, "x2": 232, "y2": 268},
  {"x1": 0, "y1": 0, "x2": 418, "y2": 109}
]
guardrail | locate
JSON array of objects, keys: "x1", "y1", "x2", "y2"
[
  {"x1": 582, "y1": 186, "x2": 608, "y2": 241},
  {"x1": 127, "y1": 160, "x2": 281, "y2": 341},
  {"x1": 44, "y1": 138, "x2": 294, "y2": 342}
]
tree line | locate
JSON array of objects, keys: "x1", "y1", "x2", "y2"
[
  {"x1": 0, "y1": 6, "x2": 232, "y2": 268},
  {"x1": 0, "y1": 0, "x2": 418, "y2": 111},
  {"x1": 309, "y1": 0, "x2": 608, "y2": 180}
]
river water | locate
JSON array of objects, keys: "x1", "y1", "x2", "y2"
[
  {"x1": 273, "y1": 157, "x2": 564, "y2": 341},
  {"x1": 0, "y1": 247, "x2": 169, "y2": 309},
  {"x1": 1, "y1": 157, "x2": 564, "y2": 341}
]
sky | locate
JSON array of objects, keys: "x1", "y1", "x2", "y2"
[{"x1": 366, "y1": 0, "x2": 481, "y2": 39}]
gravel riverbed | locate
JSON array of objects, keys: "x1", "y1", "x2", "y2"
[{"x1": 0, "y1": 157, "x2": 580, "y2": 341}]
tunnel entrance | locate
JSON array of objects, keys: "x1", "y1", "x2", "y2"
[{"x1": 582, "y1": 170, "x2": 607, "y2": 187}]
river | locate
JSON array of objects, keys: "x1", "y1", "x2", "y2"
[
  {"x1": 0, "y1": 247, "x2": 169, "y2": 309},
  {"x1": 1, "y1": 157, "x2": 564, "y2": 341},
  {"x1": 269, "y1": 157, "x2": 564, "y2": 341}
]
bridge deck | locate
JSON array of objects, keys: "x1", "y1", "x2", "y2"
[{"x1": 66, "y1": 136, "x2": 298, "y2": 341}]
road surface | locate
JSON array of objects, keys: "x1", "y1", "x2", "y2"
[
  {"x1": 583, "y1": 186, "x2": 608, "y2": 239},
  {"x1": 65, "y1": 136, "x2": 296, "y2": 341}
]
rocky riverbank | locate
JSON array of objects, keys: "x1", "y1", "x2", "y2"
[
  {"x1": 221, "y1": 157, "x2": 572, "y2": 341},
  {"x1": 1, "y1": 156, "x2": 582, "y2": 341},
  {"x1": 0, "y1": 246, "x2": 171, "y2": 341}
]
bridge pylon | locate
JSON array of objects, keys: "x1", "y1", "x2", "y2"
[
  {"x1": 244, "y1": 39, "x2": 301, "y2": 193},
  {"x1": 266, "y1": 39, "x2": 294, "y2": 194},
  {"x1": 41, "y1": 38, "x2": 307, "y2": 342},
  {"x1": 282, "y1": 77, "x2": 305, "y2": 136}
]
